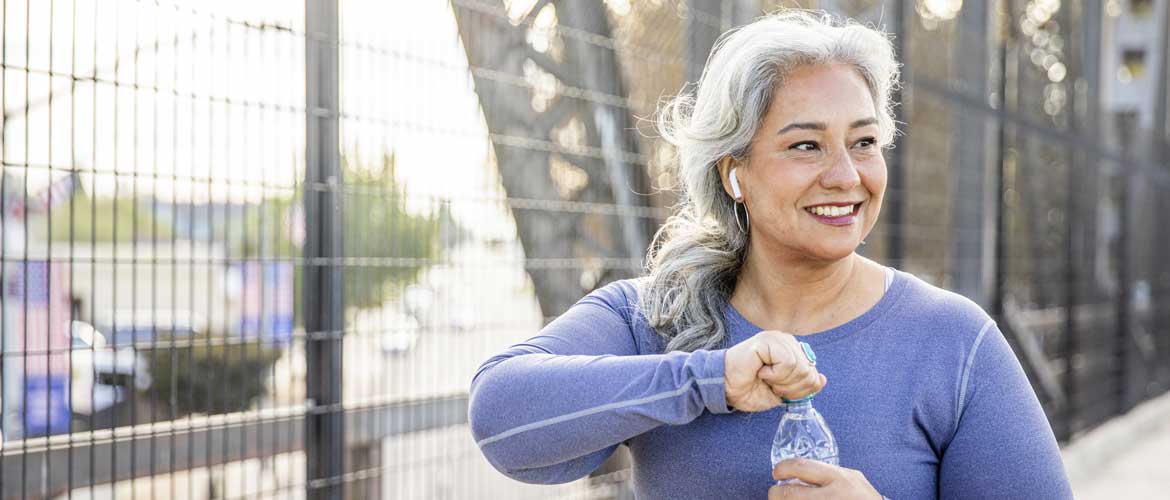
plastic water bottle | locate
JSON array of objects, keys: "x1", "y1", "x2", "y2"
[{"x1": 770, "y1": 343, "x2": 837, "y2": 486}]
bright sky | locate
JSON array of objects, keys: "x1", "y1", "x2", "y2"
[{"x1": 1, "y1": 0, "x2": 514, "y2": 239}]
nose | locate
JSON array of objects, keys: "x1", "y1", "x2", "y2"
[{"x1": 819, "y1": 149, "x2": 861, "y2": 191}]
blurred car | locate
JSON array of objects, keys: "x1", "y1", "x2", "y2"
[
  {"x1": 74, "y1": 310, "x2": 203, "y2": 415},
  {"x1": 381, "y1": 310, "x2": 421, "y2": 356},
  {"x1": 403, "y1": 284, "x2": 474, "y2": 333},
  {"x1": 105, "y1": 309, "x2": 204, "y2": 349},
  {"x1": 347, "y1": 305, "x2": 421, "y2": 356},
  {"x1": 380, "y1": 321, "x2": 421, "y2": 355},
  {"x1": 70, "y1": 321, "x2": 152, "y2": 416},
  {"x1": 108, "y1": 323, "x2": 198, "y2": 349},
  {"x1": 403, "y1": 284, "x2": 436, "y2": 320}
]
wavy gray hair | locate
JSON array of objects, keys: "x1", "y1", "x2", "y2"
[{"x1": 637, "y1": 10, "x2": 900, "y2": 352}]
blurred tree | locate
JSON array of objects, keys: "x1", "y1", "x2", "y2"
[
  {"x1": 237, "y1": 153, "x2": 442, "y2": 314},
  {"x1": 339, "y1": 153, "x2": 442, "y2": 309},
  {"x1": 46, "y1": 193, "x2": 175, "y2": 242}
]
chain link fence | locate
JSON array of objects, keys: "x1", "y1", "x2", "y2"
[{"x1": 0, "y1": 0, "x2": 1167, "y2": 498}]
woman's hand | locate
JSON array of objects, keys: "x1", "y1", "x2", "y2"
[
  {"x1": 769, "y1": 459, "x2": 883, "y2": 499},
  {"x1": 724, "y1": 330, "x2": 825, "y2": 412}
]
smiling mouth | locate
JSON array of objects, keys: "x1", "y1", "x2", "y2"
[{"x1": 804, "y1": 202, "x2": 863, "y2": 224}]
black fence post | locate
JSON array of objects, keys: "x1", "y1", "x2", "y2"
[
  {"x1": 992, "y1": 0, "x2": 1010, "y2": 322},
  {"x1": 1061, "y1": 0, "x2": 1080, "y2": 444},
  {"x1": 1116, "y1": 172, "x2": 1131, "y2": 417},
  {"x1": 305, "y1": 0, "x2": 345, "y2": 498}
]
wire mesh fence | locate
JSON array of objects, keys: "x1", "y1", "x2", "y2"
[{"x1": 0, "y1": 0, "x2": 1167, "y2": 498}]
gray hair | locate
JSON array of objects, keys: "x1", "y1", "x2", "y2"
[{"x1": 637, "y1": 10, "x2": 900, "y2": 352}]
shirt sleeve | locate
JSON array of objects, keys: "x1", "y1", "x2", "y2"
[
  {"x1": 938, "y1": 322, "x2": 1073, "y2": 499},
  {"x1": 467, "y1": 283, "x2": 732, "y2": 484}
]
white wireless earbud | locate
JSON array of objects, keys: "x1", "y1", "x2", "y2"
[{"x1": 729, "y1": 167, "x2": 743, "y2": 200}]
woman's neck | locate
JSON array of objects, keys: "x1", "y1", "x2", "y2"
[{"x1": 730, "y1": 247, "x2": 876, "y2": 335}]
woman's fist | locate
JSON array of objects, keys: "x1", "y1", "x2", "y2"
[{"x1": 724, "y1": 331, "x2": 825, "y2": 412}]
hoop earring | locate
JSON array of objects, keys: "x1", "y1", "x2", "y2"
[{"x1": 733, "y1": 200, "x2": 750, "y2": 234}]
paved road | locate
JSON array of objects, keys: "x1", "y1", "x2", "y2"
[
  {"x1": 1068, "y1": 417, "x2": 1170, "y2": 499},
  {"x1": 1065, "y1": 392, "x2": 1170, "y2": 500}
]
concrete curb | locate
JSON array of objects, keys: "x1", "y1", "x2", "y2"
[{"x1": 1061, "y1": 391, "x2": 1170, "y2": 481}]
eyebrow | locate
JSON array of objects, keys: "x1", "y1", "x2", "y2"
[{"x1": 777, "y1": 117, "x2": 878, "y2": 135}]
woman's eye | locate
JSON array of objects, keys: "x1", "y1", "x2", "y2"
[
  {"x1": 790, "y1": 141, "x2": 819, "y2": 152},
  {"x1": 854, "y1": 137, "x2": 877, "y2": 149}
]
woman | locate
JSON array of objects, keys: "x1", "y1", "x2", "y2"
[{"x1": 469, "y1": 10, "x2": 1072, "y2": 499}]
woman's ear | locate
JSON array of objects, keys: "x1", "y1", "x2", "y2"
[{"x1": 717, "y1": 157, "x2": 741, "y2": 201}]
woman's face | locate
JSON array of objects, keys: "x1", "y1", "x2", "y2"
[{"x1": 728, "y1": 63, "x2": 886, "y2": 263}]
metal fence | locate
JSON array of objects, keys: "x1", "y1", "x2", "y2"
[{"x1": 0, "y1": 0, "x2": 1167, "y2": 498}]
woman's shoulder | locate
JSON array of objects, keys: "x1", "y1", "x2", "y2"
[
  {"x1": 581, "y1": 276, "x2": 645, "y2": 305},
  {"x1": 577, "y1": 276, "x2": 650, "y2": 322},
  {"x1": 576, "y1": 277, "x2": 664, "y2": 353},
  {"x1": 888, "y1": 268, "x2": 996, "y2": 338}
]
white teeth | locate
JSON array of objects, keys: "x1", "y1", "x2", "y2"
[{"x1": 808, "y1": 204, "x2": 855, "y2": 217}]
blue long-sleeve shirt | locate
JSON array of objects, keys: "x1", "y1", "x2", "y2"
[{"x1": 468, "y1": 268, "x2": 1073, "y2": 499}]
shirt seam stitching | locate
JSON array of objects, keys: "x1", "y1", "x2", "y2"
[
  {"x1": 475, "y1": 376, "x2": 723, "y2": 448},
  {"x1": 954, "y1": 319, "x2": 995, "y2": 434}
]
